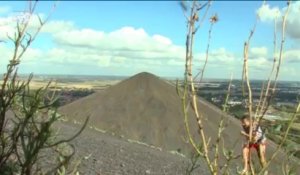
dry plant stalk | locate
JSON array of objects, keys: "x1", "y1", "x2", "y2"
[
  {"x1": 213, "y1": 74, "x2": 233, "y2": 173},
  {"x1": 0, "y1": 1, "x2": 88, "y2": 174},
  {"x1": 179, "y1": 1, "x2": 239, "y2": 174},
  {"x1": 256, "y1": 2, "x2": 290, "y2": 124},
  {"x1": 194, "y1": 14, "x2": 217, "y2": 83},
  {"x1": 242, "y1": 1, "x2": 293, "y2": 175},
  {"x1": 258, "y1": 103, "x2": 300, "y2": 175},
  {"x1": 242, "y1": 16, "x2": 258, "y2": 175},
  {"x1": 179, "y1": 0, "x2": 296, "y2": 175},
  {"x1": 180, "y1": 0, "x2": 214, "y2": 173}
]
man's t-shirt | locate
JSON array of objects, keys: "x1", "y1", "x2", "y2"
[{"x1": 243, "y1": 122, "x2": 266, "y2": 144}]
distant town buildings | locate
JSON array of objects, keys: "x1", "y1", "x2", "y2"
[{"x1": 227, "y1": 100, "x2": 242, "y2": 106}]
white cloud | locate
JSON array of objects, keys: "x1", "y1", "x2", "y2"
[
  {"x1": 248, "y1": 57, "x2": 271, "y2": 70},
  {"x1": 0, "y1": 11, "x2": 72, "y2": 41},
  {"x1": 44, "y1": 48, "x2": 112, "y2": 67},
  {"x1": 167, "y1": 48, "x2": 238, "y2": 68},
  {"x1": 97, "y1": 56, "x2": 111, "y2": 67},
  {"x1": 0, "y1": 12, "x2": 250, "y2": 75},
  {"x1": 41, "y1": 20, "x2": 75, "y2": 34},
  {"x1": 0, "y1": 7, "x2": 298, "y2": 80},
  {"x1": 248, "y1": 47, "x2": 270, "y2": 71},
  {"x1": 281, "y1": 67, "x2": 297, "y2": 77},
  {"x1": 153, "y1": 34, "x2": 172, "y2": 45},
  {"x1": 0, "y1": 44, "x2": 42, "y2": 69},
  {"x1": 250, "y1": 47, "x2": 268, "y2": 58},
  {"x1": 209, "y1": 48, "x2": 236, "y2": 63},
  {"x1": 285, "y1": 2, "x2": 300, "y2": 39},
  {"x1": 53, "y1": 26, "x2": 182, "y2": 55},
  {"x1": 0, "y1": 12, "x2": 44, "y2": 41},
  {"x1": 54, "y1": 29, "x2": 105, "y2": 48},
  {"x1": 22, "y1": 48, "x2": 43, "y2": 62},
  {"x1": 257, "y1": 3, "x2": 281, "y2": 22},
  {"x1": 112, "y1": 56, "x2": 127, "y2": 63},
  {"x1": 167, "y1": 59, "x2": 184, "y2": 66},
  {"x1": 0, "y1": 45, "x2": 12, "y2": 66},
  {"x1": 284, "y1": 49, "x2": 300, "y2": 63},
  {"x1": 257, "y1": 2, "x2": 300, "y2": 39},
  {"x1": 0, "y1": 15, "x2": 17, "y2": 40},
  {"x1": 47, "y1": 25, "x2": 188, "y2": 64}
]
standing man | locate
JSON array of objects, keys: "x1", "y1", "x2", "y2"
[{"x1": 240, "y1": 115, "x2": 267, "y2": 174}]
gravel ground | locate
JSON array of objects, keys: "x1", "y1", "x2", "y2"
[{"x1": 56, "y1": 122, "x2": 210, "y2": 175}]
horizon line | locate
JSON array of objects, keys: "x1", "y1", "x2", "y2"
[{"x1": 11, "y1": 73, "x2": 300, "y2": 83}]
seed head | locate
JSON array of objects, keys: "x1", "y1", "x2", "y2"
[{"x1": 210, "y1": 14, "x2": 219, "y2": 23}]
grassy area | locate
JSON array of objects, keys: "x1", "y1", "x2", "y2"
[{"x1": 291, "y1": 123, "x2": 300, "y2": 130}]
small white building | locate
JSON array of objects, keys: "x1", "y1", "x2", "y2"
[
  {"x1": 228, "y1": 100, "x2": 242, "y2": 106},
  {"x1": 263, "y1": 114, "x2": 288, "y2": 122}
]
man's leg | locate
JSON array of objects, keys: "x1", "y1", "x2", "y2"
[
  {"x1": 242, "y1": 145, "x2": 250, "y2": 172},
  {"x1": 258, "y1": 143, "x2": 267, "y2": 168}
]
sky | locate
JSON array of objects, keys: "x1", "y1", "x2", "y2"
[{"x1": 0, "y1": 1, "x2": 299, "y2": 81}]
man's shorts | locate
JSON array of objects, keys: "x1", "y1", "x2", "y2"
[{"x1": 244, "y1": 139, "x2": 266, "y2": 150}]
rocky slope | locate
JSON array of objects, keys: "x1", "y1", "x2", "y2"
[{"x1": 59, "y1": 72, "x2": 300, "y2": 174}]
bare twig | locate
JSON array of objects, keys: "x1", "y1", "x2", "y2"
[
  {"x1": 194, "y1": 14, "x2": 218, "y2": 82},
  {"x1": 213, "y1": 73, "x2": 232, "y2": 172},
  {"x1": 242, "y1": 19, "x2": 257, "y2": 175},
  {"x1": 181, "y1": 1, "x2": 215, "y2": 173},
  {"x1": 257, "y1": 1, "x2": 291, "y2": 125},
  {"x1": 258, "y1": 103, "x2": 300, "y2": 175}
]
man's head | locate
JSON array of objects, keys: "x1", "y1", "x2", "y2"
[{"x1": 241, "y1": 114, "x2": 250, "y2": 127}]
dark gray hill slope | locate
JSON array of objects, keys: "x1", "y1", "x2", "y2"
[{"x1": 59, "y1": 72, "x2": 300, "y2": 174}]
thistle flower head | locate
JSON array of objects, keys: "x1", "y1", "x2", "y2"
[{"x1": 210, "y1": 14, "x2": 219, "y2": 23}]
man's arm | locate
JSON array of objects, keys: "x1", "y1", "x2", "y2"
[
  {"x1": 241, "y1": 131, "x2": 249, "y2": 138},
  {"x1": 241, "y1": 131, "x2": 257, "y2": 142}
]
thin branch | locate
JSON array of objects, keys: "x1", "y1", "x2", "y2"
[
  {"x1": 257, "y1": 1, "x2": 291, "y2": 125},
  {"x1": 213, "y1": 73, "x2": 232, "y2": 172},
  {"x1": 242, "y1": 15, "x2": 259, "y2": 175},
  {"x1": 182, "y1": 0, "x2": 215, "y2": 173},
  {"x1": 194, "y1": 14, "x2": 218, "y2": 83},
  {"x1": 258, "y1": 102, "x2": 300, "y2": 175}
]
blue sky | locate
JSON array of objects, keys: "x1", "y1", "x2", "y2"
[{"x1": 0, "y1": 1, "x2": 299, "y2": 81}]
